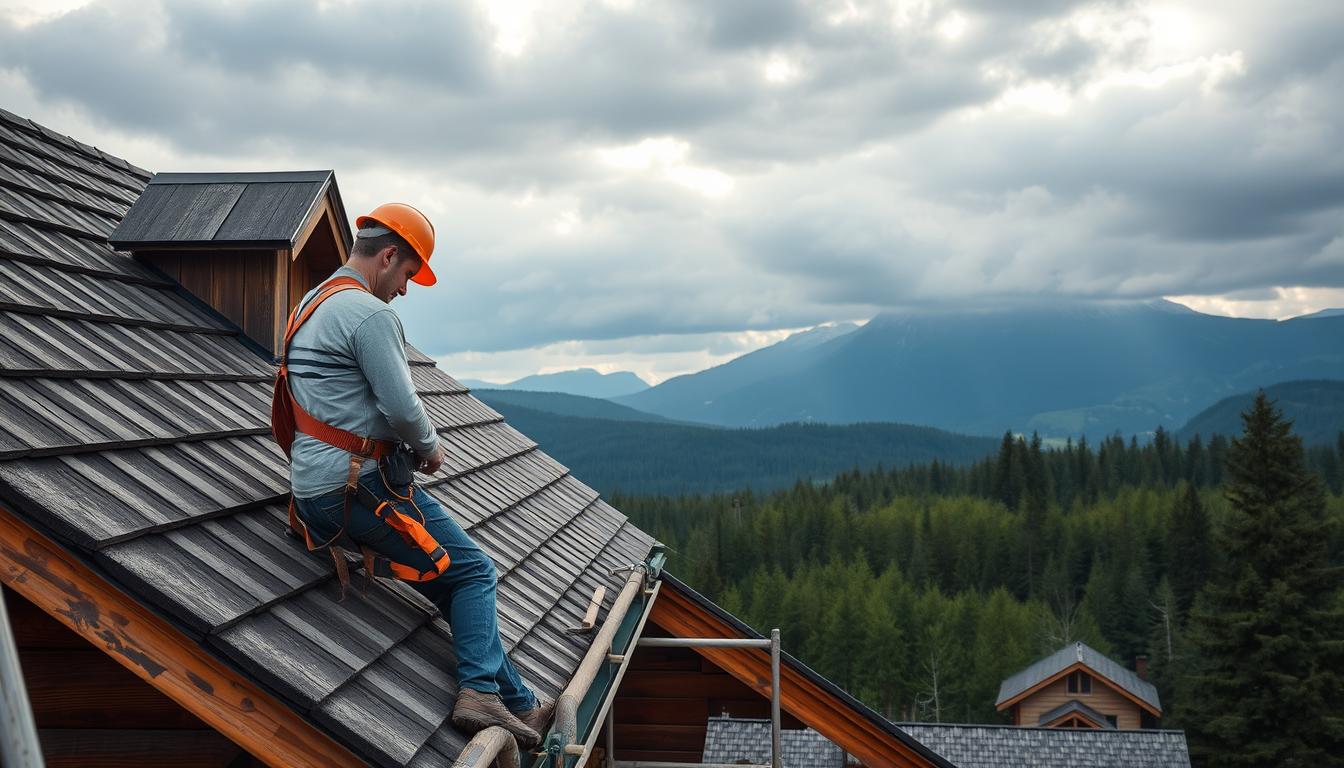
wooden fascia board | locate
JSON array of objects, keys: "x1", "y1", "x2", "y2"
[
  {"x1": 994, "y1": 661, "x2": 1161, "y2": 717},
  {"x1": 649, "y1": 585, "x2": 942, "y2": 768},
  {"x1": 291, "y1": 196, "x2": 344, "y2": 263},
  {"x1": 0, "y1": 505, "x2": 362, "y2": 768}
]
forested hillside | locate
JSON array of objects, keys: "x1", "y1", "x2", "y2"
[
  {"x1": 616, "y1": 424, "x2": 1344, "y2": 733},
  {"x1": 1177, "y1": 379, "x2": 1344, "y2": 445},
  {"x1": 493, "y1": 404, "x2": 998, "y2": 494}
]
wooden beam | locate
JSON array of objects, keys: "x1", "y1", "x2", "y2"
[
  {"x1": 0, "y1": 507, "x2": 362, "y2": 768},
  {"x1": 650, "y1": 584, "x2": 941, "y2": 768}
]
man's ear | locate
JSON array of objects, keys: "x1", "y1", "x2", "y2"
[{"x1": 379, "y1": 245, "x2": 398, "y2": 267}]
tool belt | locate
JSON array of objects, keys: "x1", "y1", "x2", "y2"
[{"x1": 274, "y1": 276, "x2": 451, "y2": 598}]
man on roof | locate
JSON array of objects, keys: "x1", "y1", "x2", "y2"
[{"x1": 272, "y1": 202, "x2": 552, "y2": 748}]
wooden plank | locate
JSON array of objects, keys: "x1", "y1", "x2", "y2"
[
  {"x1": 177, "y1": 251, "x2": 212, "y2": 308},
  {"x1": 0, "y1": 505, "x2": 362, "y2": 768},
  {"x1": 21, "y1": 647, "x2": 206, "y2": 729},
  {"x1": 168, "y1": 183, "x2": 245, "y2": 242},
  {"x1": 213, "y1": 184, "x2": 293, "y2": 242},
  {"x1": 211, "y1": 250, "x2": 247, "y2": 331},
  {"x1": 240, "y1": 249, "x2": 276, "y2": 352},
  {"x1": 142, "y1": 185, "x2": 206, "y2": 241},
  {"x1": 649, "y1": 584, "x2": 944, "y2": 768},
  {"x1": 611, "y1": 723, "x2": 706, "y2": 753},
  {"x1": 613, "y1": 696, "x2": 709, "y2": 726},
  {"x1": 5, "y1": 581, "x2": 85, "y2": 648},
  {"x1": 37, "y1": 728, "x2": 259, "y2": 768},
  {"x1": 614, "y1": 669, "x2": 752, "y2": 699}
]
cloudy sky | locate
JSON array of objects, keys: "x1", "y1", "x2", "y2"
[{"x1": 2, "y1": 0, "x2": 1342, "y2": 383}]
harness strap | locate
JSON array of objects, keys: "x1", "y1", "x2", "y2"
[
  {"x1": 281, "y1": 277, "x2": 397, "y2": 461},
  {"x1": 281, "y1": 276, "x2": 449, "y2": 591}
]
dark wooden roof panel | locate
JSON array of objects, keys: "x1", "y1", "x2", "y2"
[
  {"x1": 0, "y1": 377, "x2": 264, "y2": 456},
  {"x1": 99, "y1": 504, "x2": 329, "y2": 634},
  {"x1": 212, "y1": 579, "x2": 433, "y2": 711},
  {"x1": 0, "y1": 434, "x2": 287, "y2": 546},
  {"x1": 210, "y1": 181, "x2": 323, "y2": 243},
  {"x1": 0, "y1": 311, "x2": 271, "y2": 378},
  {"x1": 408, "y1": 364, "x2": 468, "y2": 394},
  {"x1": 0, "y1": 218, "x2": 159, "y2": 279},
  {"x1": 0, "y1": 121, "x2": 144, "y2": 195},
  {"x1": 316, "y1": 623, "x2": 462, "y2": 767}
]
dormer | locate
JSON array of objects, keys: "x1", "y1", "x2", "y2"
[{"x1": 108, "y1": 171, "x2": 353, "y2": 356}]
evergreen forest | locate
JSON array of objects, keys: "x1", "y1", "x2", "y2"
[{"x1": 616, "y1": 411, "x2": 1344, "y2": 765}]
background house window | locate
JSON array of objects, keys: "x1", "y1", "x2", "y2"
[{"x1": 1066, "y1": 670, "x2": 1092, "y2": 694}]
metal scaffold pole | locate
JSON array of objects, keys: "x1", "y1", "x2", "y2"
[{"x1": 0, "y1": 585, "x2": 44, "y2": 768}]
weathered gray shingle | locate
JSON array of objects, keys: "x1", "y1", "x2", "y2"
[
  {"x1": 702, "y1": 716, "x2": 850, "y2": 767},
  {"x1": 899, "y1": 723, "x2": 1192, "y2": 768},
  {"x1": 705, "y1": 717, "x2": 1193, "y2": 768}
]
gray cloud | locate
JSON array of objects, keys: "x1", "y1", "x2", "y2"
[{"x1": 2, "y1": 0, "x2": 1342, "y2": 360}]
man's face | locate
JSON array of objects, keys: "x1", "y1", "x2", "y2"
[{"x1": 376, "y1": 246, "x2": 422, "y2": 303}]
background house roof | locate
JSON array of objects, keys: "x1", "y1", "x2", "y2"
[
  {"x1": 0, "y1": 106, "x2": 655, "y2": 767},
  {"x1": 996, "y1": 641, "x2": 1161, "y2": 713},
  {"x1": 107, "y1": 170, "x2": 352, "y2": 250},
  {"x1": 1036, "y1": 699, "x2": 1116, "y2": 728},
  {"x1": 898, "y1": 723, "x2": 1191, "y2": 768},
  {"x1": 702, "y1": 716, "x2": 848, "y2": 766}
]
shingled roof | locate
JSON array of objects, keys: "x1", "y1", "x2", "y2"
[
  {"x1": 107, "y1": 170, "x2": 352, "y2": 250},
  {"x1": 996, "y1": 641, "x2": 1161, "y2": 714},
  {"x1": 898, "y1": 723, "x2": 1191, "y2": 768},
  {"x1": 0, "y1": 107, "x2": 655, "y2": 766},
  {"x1": 702, "y1": 716, "x2": 850, "y2": 766}
]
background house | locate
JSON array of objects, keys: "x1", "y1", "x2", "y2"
[{"x1": 996, "y1": 642, "x2": 1162, "y2": 730}]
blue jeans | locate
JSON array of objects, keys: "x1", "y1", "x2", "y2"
[{"x1": 294, "y1": 468, "x2": 537, "y2": 712}]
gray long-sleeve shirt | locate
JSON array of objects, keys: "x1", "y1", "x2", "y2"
[{"x1": 287, "y1": 266, "x2": 439, "y2": 498}]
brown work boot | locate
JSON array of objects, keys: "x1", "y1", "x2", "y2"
[
  {"x1": 513, "y1": 696, "x2": 555, "y2": 736},
  {"x1": 452, "y1": 688, "x2": 541, "y2": 747}
]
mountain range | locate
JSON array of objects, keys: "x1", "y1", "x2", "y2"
[
  {"x1": 615, "y1": 301, "x2": 1344, "y2": 438},
  {"x1": 460, "y1": 367, "x2": 649, "y2": 398},
  {"x1": 1177, "y1": 380, "x2": 1344, "y2": 446}
]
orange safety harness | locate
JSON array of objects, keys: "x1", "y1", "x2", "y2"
[{"x1": 271, "y1": 276, "x2": 451, "y2": 596}]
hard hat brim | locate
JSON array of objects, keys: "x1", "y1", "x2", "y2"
[
  {"x1": 412, "y1": 261, "x2": 437, "y2": 286},
  {"x1": 356, "y1": 212, "x2": 437, "y2": 286}
]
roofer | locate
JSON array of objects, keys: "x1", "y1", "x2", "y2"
[{"x1": 274, "y1": 203, "x2": 552, "y2": 747}]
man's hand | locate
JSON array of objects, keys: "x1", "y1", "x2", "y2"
[{"x1": 418, "y1": 445, "x2": 444, "y2": 475}]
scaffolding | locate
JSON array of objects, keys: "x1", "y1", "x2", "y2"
[{"x1": 606, "y1": 631, "x2": 783, "y2": 768}]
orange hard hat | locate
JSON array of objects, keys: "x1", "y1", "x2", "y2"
[{"x1": 355, "y1": 202, "x2": 437, "y2": 286}]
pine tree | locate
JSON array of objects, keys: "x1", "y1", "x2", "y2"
[
  {"x1": 1182, "y1": 393, "x2": 1344, "y2": 767},
  {"x1": 1167, "y1": 482, "x2": 1212, "y2": 616}
]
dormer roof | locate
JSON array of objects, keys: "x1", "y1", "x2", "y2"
[
  {"x1": 996, "y1": 641, "x2": 1162, "y2": 715},
  {"x1": 108, "y1": 170, "x2": 352, "y2": 250}
]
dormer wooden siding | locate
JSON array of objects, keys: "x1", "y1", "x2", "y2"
[{"x1": 107, "y1": 171, "x2": 352, "y2": 355}]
